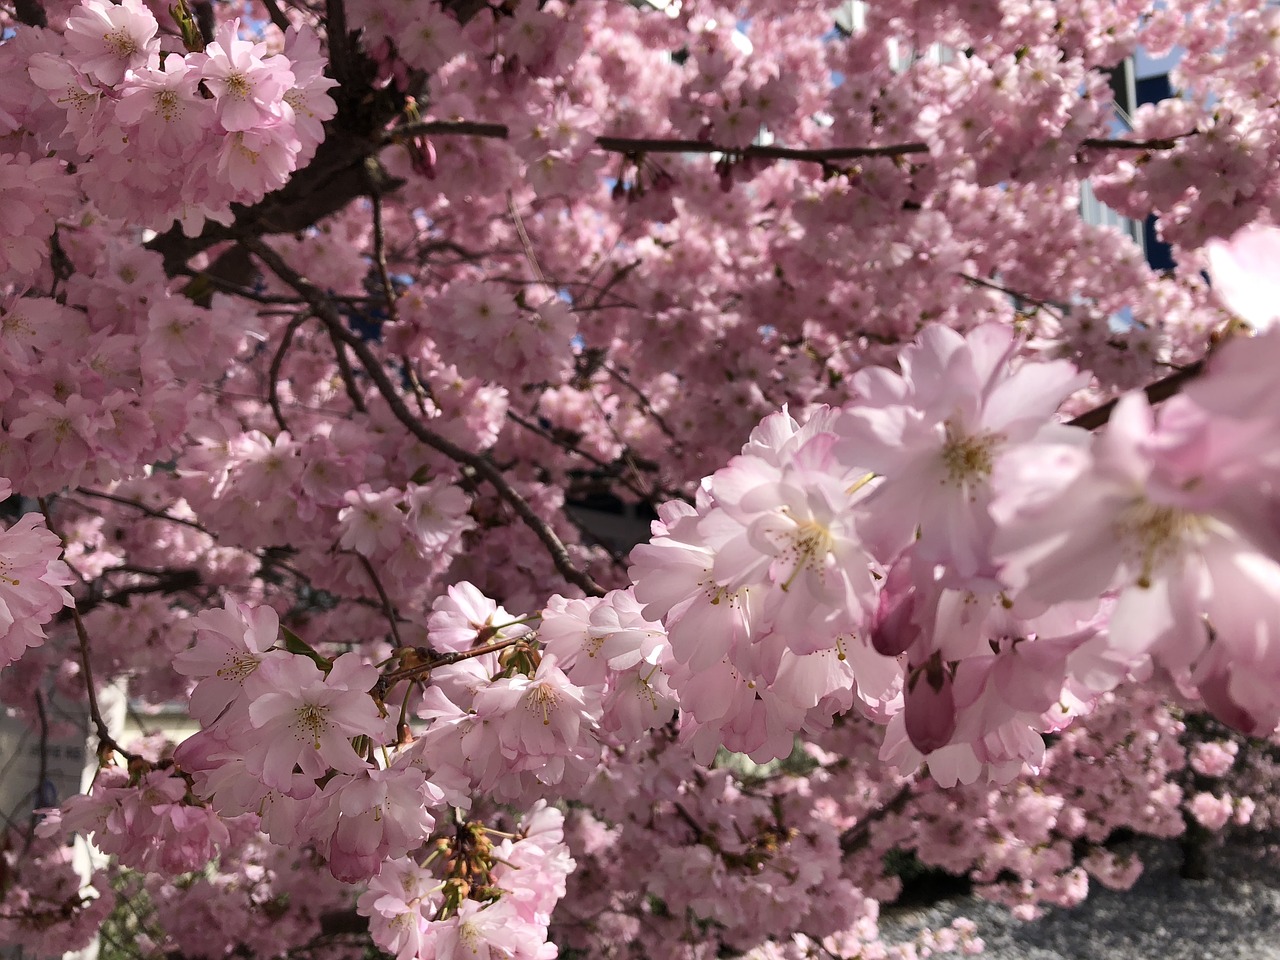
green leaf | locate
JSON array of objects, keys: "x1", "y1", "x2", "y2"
[
  {"x1": 169, "y1": 0, "x2": 204, "y2": 52},
  {"x1": 279, "y1": 624, "x2": 333, "y2": 672}
]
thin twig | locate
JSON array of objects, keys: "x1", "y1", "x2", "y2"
[
  {"x1": 243, "y1": 236, "x2": 607, "y2": 597},
  {"x1": 672, "y1": 801, "x2": 708, "y2": 840},
  {"x1": 506, "y1": 409, "x2": 636, "y2": 480},
  {"x1": 839, "y1": 780, "x2": 916, "y2": 856},
  {"x1": 268, "y1": 313, "x2": 308, "y2": 434},
  {"x1": 594, "y1": 135, "x2": 930, "y2": 162},
  {"x1": 74, "y1": 488, "x2": 212, "y2": 536},
  {"x1": 958, "y1": 272, "x2": 1070, "y2": 323},
  {"x1": 353, "y1": 552, "x2": 403, "y2": 648},
  {"x1": 586, "y1": 260, "x2": 641, "y2": 311},
  {"x1": 52, "y1": 546, "x2": 142, "y2": 765},
  {"x1": 587, "y1": 389, "x2": 656, "y2": 501},
  {"x1": 602, "y1": 362, "x2": 684, "y2": 455},
  {"x1": 28, "y1": 691, "x2": 50, "y2": 845},
  {"x1": 370, "y1": 192, "x2": 399, "y2": 325},
  {"x1": 370, "y1": 194, "x2": 431, "y2": 414},
  {"x1": 379, "y1": 635, "x2": 525, "y2": 689},
  {"x1": 177, "y1": 267, "x2": 373, "y2": 305},
  {"x1": 506, "y1": 191, "x2": 547, "y2": 285},
  {"x1": 328, "y1": 326, "x2": 368, "y2": 413}
]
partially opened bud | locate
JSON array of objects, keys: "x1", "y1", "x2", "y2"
[
  {"x1": 409, "y1": 137, "x2": 438, "y2": 179},
  {"x1": 904, "y1": 654, "x2": 956, "y2": 754},
  {"x1": 871, "y1": 558, "x2": 920, "y2": 657}
]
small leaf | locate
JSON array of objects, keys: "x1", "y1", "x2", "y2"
[{"x1": 279, "y1": 624, "x2": 333, "y2": 672}]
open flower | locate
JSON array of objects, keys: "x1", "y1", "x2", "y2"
[
  {"x1": 64, "y1": 0, "x2": 160, "y2": 86},
  {"x1": 243, "y1": 652, "x2": 389, "y2": 787}
]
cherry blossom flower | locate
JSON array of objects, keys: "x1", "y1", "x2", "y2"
[
  {"x1": 994, "y1": 392, "x2": 1280, "y2": 734},
  {"x1": 404, "y1": 479, "x2": 473, "y2": 549},
  {"x1": 115, "y1": 56, "x2": 209, "y2": 157},
  {"x1": 358, "y1": 858, "x2": 441, "y2": 960},
  {"x1": 63, "y1": 0, "x2": 159, "y2": 86},
  {"x1": 427, "y1": 581, "x2": 533, "y2": 653},
  {"x1": 243, "y1": 652, "x2": 389, "y2": 787},
  {"x1": 309, "y1": 767, "x2": 441, "y2": 882},
  {"x1": 1203, "y1": 222, "x2": 1280, "y2": 330},
  {"x1": 338, "y1": 484, "x2": 404, "y2": 556},
  {"x1": 431, "y1": 898, "x2": 555, "y2": 960},
  {"x1": 0, "y1": 510, "x2": 74, "y2": 668},
  {"x1": 197, "y1": 20, "x2": 295, "y2": 133},
  {"x1": 835, "y1": 323, "x2": 1088, "y2": 579},
  {"x1": 172, "y1": 599, "x2": 281, "y2": 725}
]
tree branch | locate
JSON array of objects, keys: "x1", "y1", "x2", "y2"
[
  {"x1": 327, "y1": 325, "x2": 368, "y2": 413},
  {"x1": 1066, "y1": 360, "x2": 1206, "y2": 431},
  {"x1": 839, "y1": 780, "x2": 915, "y2": 856},
  {"x1": 243, "y1": 237, "x2": 607, "y2": 597},
  {"x1": 370, "y1": 191, "x2": 399, "y2": 325},
  {"x1": 379, "y1": 635, "x2": 526, "y2": 690},
  {"x1": 40, "y1": 499, "x2": 142, "y2": 765},
  {"x1": 268, "y1": 314, "x2": 308, "y2": 434},
  {"x1": 388, "y1": 120, "x2": 929, "y2": 164},
  {"x1": 387, "y1": 122, "x2": 1196, "y2": 166},
  {"x1": 352, "y1": 552, "x2": 403, "y2": 648},
  {"x1": 260, "y1": 0, "x2": 292, "y2": 33},
  {"x1": 13, "y1": 0, "x2": 46, "y2": 27},
  {"x1": 74, "y1": 488, "x2": 213, "y2": 536}
]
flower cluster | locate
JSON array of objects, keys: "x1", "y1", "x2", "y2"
[
  {"x1": 44, "y1": 767, "x2": 231, "y2": 876},
  {"x1": 0, "y1": 492, "x2": 73, "y2": 668},
  {"x1": 631, "y1": 308, "x2": 1280, "y2": 788},
  {"x1": 359, "y1": 803, "x2": 572, "y2": 960},
  {"x1": 21, "y1": 3, "x2": 334, "y2": 236},
  {"x1": 6, "y1": 2, "x2": 1280, "y2": 959}
]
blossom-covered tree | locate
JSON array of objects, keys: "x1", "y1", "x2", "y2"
[{"x1": 3, "y1": 0, "x2": 1280, "y2": 957}]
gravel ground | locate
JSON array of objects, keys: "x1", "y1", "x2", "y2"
[{"x1": 879, "y1": 838, "x2": 1280, "y2": 959}]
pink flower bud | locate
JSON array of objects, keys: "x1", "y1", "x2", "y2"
[{"x1": 904, "y1": 655, "x2": 956, "y2": 754}]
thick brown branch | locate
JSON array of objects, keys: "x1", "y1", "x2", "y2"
[
  {"x1": 388, "y1": 120, "x2": 928, "y2": 164},
  {"x1": 13, "y1": 0, "x2": 47, "y2": 27},
  {"x1": 1080, "y1": 134, "x2": 1194, "y2": 151},
  {"x1": 260, "y1": 0, "x2": 292, "y2": 33},
  {"x1": 191, "y1": 0, "x2": 215, "y2": 45},
  {"x1": 1067, "y1": 360, "x2": 1206, "y2": 431},
  {"x1": 388, "y1": 123, "x2": 1195, "y2": 166}
]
